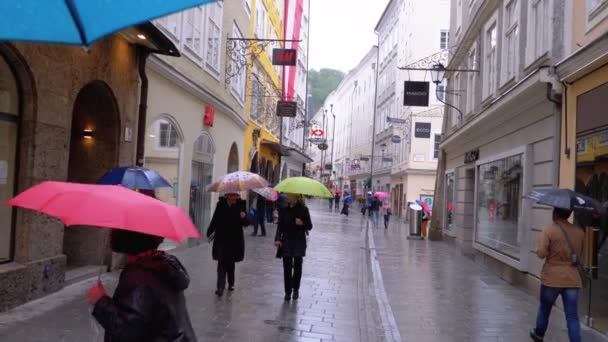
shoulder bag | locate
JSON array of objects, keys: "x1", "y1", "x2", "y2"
[{"x1": 556, "y1": 222, "x2": 590, "y2": 287}]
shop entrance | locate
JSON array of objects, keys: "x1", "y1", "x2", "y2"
[
  {"x1": 65, "y1": 81, "x2": 120, "y2": 270},
  {"x1": 190, "y1": 132, "x2": 215, "y2": 244}
]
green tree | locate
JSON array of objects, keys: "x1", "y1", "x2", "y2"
[{"x1": 308, "y1": 68, "x2": 345, "y2": 115}]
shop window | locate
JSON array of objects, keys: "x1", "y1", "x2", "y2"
[
  {"x1": 0, "y1": 53, "x2": 19, "y2": 263},
  {"x1": 475, "y1": 154, "x2": 523, "y2": 259}
]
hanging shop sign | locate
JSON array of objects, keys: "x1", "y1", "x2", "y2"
[
  {"x1": 272, "y1": 48, "x2": 297, "y2": 66},
  {"x1": 203, "y1": 104, "x2": 215, "y2": 127},
  {"x1": 414, "y1": 122, "x2": 431, "y2": 138},
  {"x1": 464, "y1": 149, "x2": 480, "y2": 164},
  {"x1": 311, "y1": 129, "x2": 324, "y2": 137},
  {"x1": 309, "y1": 137, "x2": 325, "y2": 145},
  {"x1": 387, "y1": 116, "x2": 408, "y2": 124},
  {"x1": 391, "y1": 135, "x2": 402, "y2": 143},
  {"x1": 318, "y1": 142, "x2": 329, "y2": 151},
  {"x1": 276, "y1": 101, "x2": 298, "y2": 117},
  {"x1": 403, "y1": 81, "x2": 430, "y2": 107}
]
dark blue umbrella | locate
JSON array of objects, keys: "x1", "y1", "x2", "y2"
[
  {"x1": 0, "y1": 1, "x2": 218, "y2": 45},
  {"x1": 526, "y1": 189, "x2": 601, "y2": 215},
  {"x1": 97, "y1": 166, "x2": 171, "y2": 190}
]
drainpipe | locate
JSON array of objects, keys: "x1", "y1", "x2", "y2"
[
  {"x1": 540, "y1": 67, "x2": 563, "y2": 189},
  {"x1": 136, "y1": 47, "x2": 151, "y2": 167}
]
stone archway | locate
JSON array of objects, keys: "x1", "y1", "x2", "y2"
[
  {"x1": 65, "y1": 80, "x2": 120, "y2": 267},
  {"x1": 227, "y1": 143, "x2": 239, "y2": 173}
]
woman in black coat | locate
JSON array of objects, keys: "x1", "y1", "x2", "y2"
[
  {"x1": 206, "y1": 193, "x2": 249, "y2": 296},
  {"x1": 274, "y1": 193, "x2": 313, "y2": 301},
  {"x1": 88, "y1": 230, "x2": 197, "y2": 342}
]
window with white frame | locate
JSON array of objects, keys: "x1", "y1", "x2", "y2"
[
  {"x1": 483, "y1": 16, "x2": 498, "y2": 99},
  {"x1": 503, "y1": 0, "x2": 519, "y2": 82},
  {"x1": 157, "y1": 120, "x2": 179, "y2": 149},
  {"x1": 250, "y1": 74, "x2": 264, "y2": 123},
  {"x1": 440, "y1": 30, "x2": 449, "y2": 49},
  {"x1": 255, "y1": 2, "x2": 267, "y2": 39},
  {"x1": 432, "y1": 133, "x2": 441, "y2": 159},
  {"x1": 183, "y1": 7, "x2": 205, "y2": 59},
  {"x1": 527, "y1": 0, "x2": 550, "y2": 64},
  {"x1": 205, "y1": 2, "x2": 222, "y2": 73},
  {"x1": 158, "y1": 13, "x2": 181, "y2": 39},
  {"x1": 231, "y1": 24, "x2": 246, "y2": 102},
  {"x1": 245, "y1": 0, "x2": 252, "y2": 16},
  {"x1": 466, "y1": 45, "x2": 477, "y2": 114}
]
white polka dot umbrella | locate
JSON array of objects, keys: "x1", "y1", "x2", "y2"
[{"x1": 206, "y1": 171, "x2": 269, "y2": 193}]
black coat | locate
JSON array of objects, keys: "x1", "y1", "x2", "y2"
[
  {"x1": 275, "y1": 203, "x2": 313, "y2": 257},
  {"x1": 92, "y1": 252, "x2": 197, "y2": 342},
  {"x1": 207, "y1": 198, "x2": 248, "y2": 262}
]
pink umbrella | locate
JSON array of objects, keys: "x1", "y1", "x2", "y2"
[
  {"x1": 374, "y1": 191, "x2": 390, "y2": 199},
  {"x1": 5, "y1": 181, "x2": 201, "y2": 242},
  {"x1": 207, "y1": 171, "x2": 269, "y2": 193},
  {"x1": 253, "y1": 187, "x2": 278, "y2": 201}
]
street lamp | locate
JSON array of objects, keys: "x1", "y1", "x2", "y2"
[{"x1": 430, "y1": 63, "x2": 447, "y2": 84}]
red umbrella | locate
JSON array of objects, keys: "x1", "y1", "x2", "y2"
[{"x1": 5, "y1": 181, "x2": 201, "y2": 242}]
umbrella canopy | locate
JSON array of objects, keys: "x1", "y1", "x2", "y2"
[
  {"x1": 416, "y1": 199, "x2": 432, "y2": 216},
  {"x1": 5, "y1": 181, "x2": 201, "y2": 242},
  {"x1": 526, "y1": 189, "x2": 601, "y2": 215},
  {"x1": 253, "y1": 187, "x2": 278, "y2": 201},
  {"x1": 0, "y1": 1, "x2": 219, "y2": 45},
  {"x1": 207, "y1": 171, "x2": 269, "y2": 193},
  {"x1": 97, "y1": 166, "x2": 171, "y2": 190},
  {"x1": 274, "y1": 177, "x2": 333, "y2": 198},
  {"x1": 344, "y1": 196, "x2": 353, "y2": 204},
  {"x1": 374, "y1": 191, "x2": 390, "y2": 199}
]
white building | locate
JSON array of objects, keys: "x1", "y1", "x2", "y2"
[{"x1": 373, "y1": 0, "x2": 449, "y2": 218}]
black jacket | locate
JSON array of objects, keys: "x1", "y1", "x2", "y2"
[
  {"x1": 207, "y1": 198, "x2": 249, "y2": 262},
  {"x1": 92, "y1": 252, "x2": 196, "y2": 342},
  {"x1": 275, "y1": 203, "x2": 313, "y2": 257}
]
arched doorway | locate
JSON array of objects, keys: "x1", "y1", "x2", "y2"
[
  {"x1": 144, "y1": 115, "x2": 184, "y2": 207},
  {"x1": 227, "y1": 143, "x2": 239, "y2": 173},
  {"x1": 65, "y1": 81, "x2": 120, "y2": 267},
  {"x1": 190, "y1": 132, "x2": 215, "y2": 242},
  {"x1": 0, "y1": 49, "x2": 21, "y2": 263}
]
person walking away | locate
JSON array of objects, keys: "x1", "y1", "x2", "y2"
[
  {"x1": 206, "y1": 193, "x2": 249, "y2": 296},
  {"x1": 370, "y1": 196, "x2": 381, "y2": 228},
  {"x1": 382, "y1": 200, "x2": 392, "y2": 229},
  {"x1": 334, "y1": 193, "x2": 341, "y2": 212},
  {"x1": 266, "y1": 198, "x2": 275, "y2": 224},
  {"x1": 367, "y1": 194, "x2": 373, "y2": 217},
  {"x1": 328, "y1": 195, "x2": 334, "y2": 211},
  {"x1": 88, "y1": 230, "x2": 197, "y2": 341},
  {"x1": 341, "y1": 193, "x2": 350, "y2": 216},
  {"x1": 530, "y1": 208, "x2": 584, "y2": 342},
  {"x1": 251, "y1": 194, "x2": 266, "y2": 236},
  {"x1": 275, "y1": 194, "x2": 312, "y2": 301}
]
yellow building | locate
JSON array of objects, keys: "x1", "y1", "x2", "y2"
[
  {"x1": 556, "y1": 0, "x2": 608, "y2": 333},
  {"x1": 243, "y1": 0, "x2": 285, "y2": 183}
]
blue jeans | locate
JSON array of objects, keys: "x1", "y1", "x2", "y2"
[
  {"x1": 371, "y1": 210, "x2": 379, "y2": 227},
  {"x1": 534, "y1": 285, "x2": 581, "y2": 342}
]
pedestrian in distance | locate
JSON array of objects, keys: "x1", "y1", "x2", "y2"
[
  {"x1": 328, "y1": 195, "x2": 334, "y2": 211},
  {"x1": 530, "y1": 207, "x2": 584, "y2": 342},
  {"x1": 275, "y1": 193, "x2": 313, "y2": 301},
  {"x1": 382, "y1": 200, "x2": 392, "y2": 229},
  {"x1": 370, "y1": 195, "x2": 381, "y2": 228},
  {"x1": 250, "y1": 193, "x2": 266, "y2": 236},
  {"x1": 341, "y1": 193, "x2": 350, "y2": 216},
  {"x1": 206, "y1": 193, "x2": 249, "y2": 297},
  {"x1": 88, "y1": 229, "x2": 197, "y2": 342},
  {"x1": 334, "y1": 192, "x2": 341, "y2": 212}
]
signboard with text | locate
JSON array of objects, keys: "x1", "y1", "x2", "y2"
[
  {"x1": 276, "y1": 101, "x2": 297, "y2": 117},
  {"x1": 414, "y1": 122, "x2": 431, "y2": 138},
  {"x1": 272, "y1": 48, "x2": 297, "y2": 66},
  {"x1": 403, "y1": 81, "x2": 430, "y2": 107}
]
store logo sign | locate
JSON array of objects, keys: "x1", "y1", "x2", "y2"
[
  {"x1": 414, "y1": 122, "x2": 431, "y2": 138},
  {"x1": 403, "y1": 81, "x2": 430, "y2": 107}
]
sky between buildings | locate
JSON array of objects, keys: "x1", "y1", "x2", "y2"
[{"x1": 309, "y1": 0, "x2": 390, "y2": 73}]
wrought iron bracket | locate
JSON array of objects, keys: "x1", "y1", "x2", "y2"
[{"x1": 224, "y1": 36, "x2": 301, "y2": 88}]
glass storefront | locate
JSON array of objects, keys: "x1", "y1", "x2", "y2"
[
  {"x1": 475, "y1": 154, "x2": 523, "y2": 259},
  {"x1": 0, "y1": 54, "x2": 19, "y2": 263}
]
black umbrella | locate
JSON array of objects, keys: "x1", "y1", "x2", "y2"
[{"x1": 526, "y1": 189, "x2": 601, "y2": 215}]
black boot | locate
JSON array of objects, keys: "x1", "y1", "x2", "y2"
[
  {"x1": 292, "y1": 290, "x2": 299, "y2": 300},
  {"x1": 215, "y1": 289, "x2": 223, "y2": 297},
  {"x1": 284, "y1": 291, "x2": 292, "y2": 301},
  {"x1": 529, "y1": 330, "x2": 543, "y2": 342}
]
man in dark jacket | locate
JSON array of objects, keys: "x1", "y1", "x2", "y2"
[
  {"x1": 88, "y1": 230, "x2": 197, "y2": 342},
  {"x1": 275, "y1": 194, "x2": 312, "y2": 301},
  {"x1": 207, "y1": 193, "x2": 249, "y2": 296},
  {"x1": 251, "y1": 194, "x2": 266, "y2": 236}
]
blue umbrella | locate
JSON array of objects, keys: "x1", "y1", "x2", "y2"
[
  {"x1": 97, "y1": 166, "x2": 172, "y2": 190},
  {"x1": 0, "y1": 1, "x2": 218, "y2": 45}
]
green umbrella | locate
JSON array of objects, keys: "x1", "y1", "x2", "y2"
[{"x1": 274, "y1": 177, "x2": 333, "y2": 198}]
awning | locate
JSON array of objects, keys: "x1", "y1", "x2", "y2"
[
  {"x1": 260, "y1": 140, "x2": 313, "y2": 162},
  {"x1": 120, "y1": 23, "x2": 180, "y2": 57},
  {"x1": 286, "y1": 147, "x2": 313, "y2": 163},
  {"x1": 261, "y1": 140, "x2": 290, "y2": 156}
]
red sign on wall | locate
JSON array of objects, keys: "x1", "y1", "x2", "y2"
[
  {"x1": 272, "y1": 48, "x2": 297, "y2": 66},
  {"x1": 203, "y1": 105, "x2": 215, "y2": 127}
]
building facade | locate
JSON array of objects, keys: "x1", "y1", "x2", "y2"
[
  {"x1": 438, "y1": 0, "x2": 566, "y2": 295},
  {"x1": 147, "y1": 1, "x2": 250, "y2": 244},
  {"x1": 556, "y1": 0, "x2": 608, "y2": 333},
  {"x1": 0, "y1": 26, "x2": 175, "y2": 311}
]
